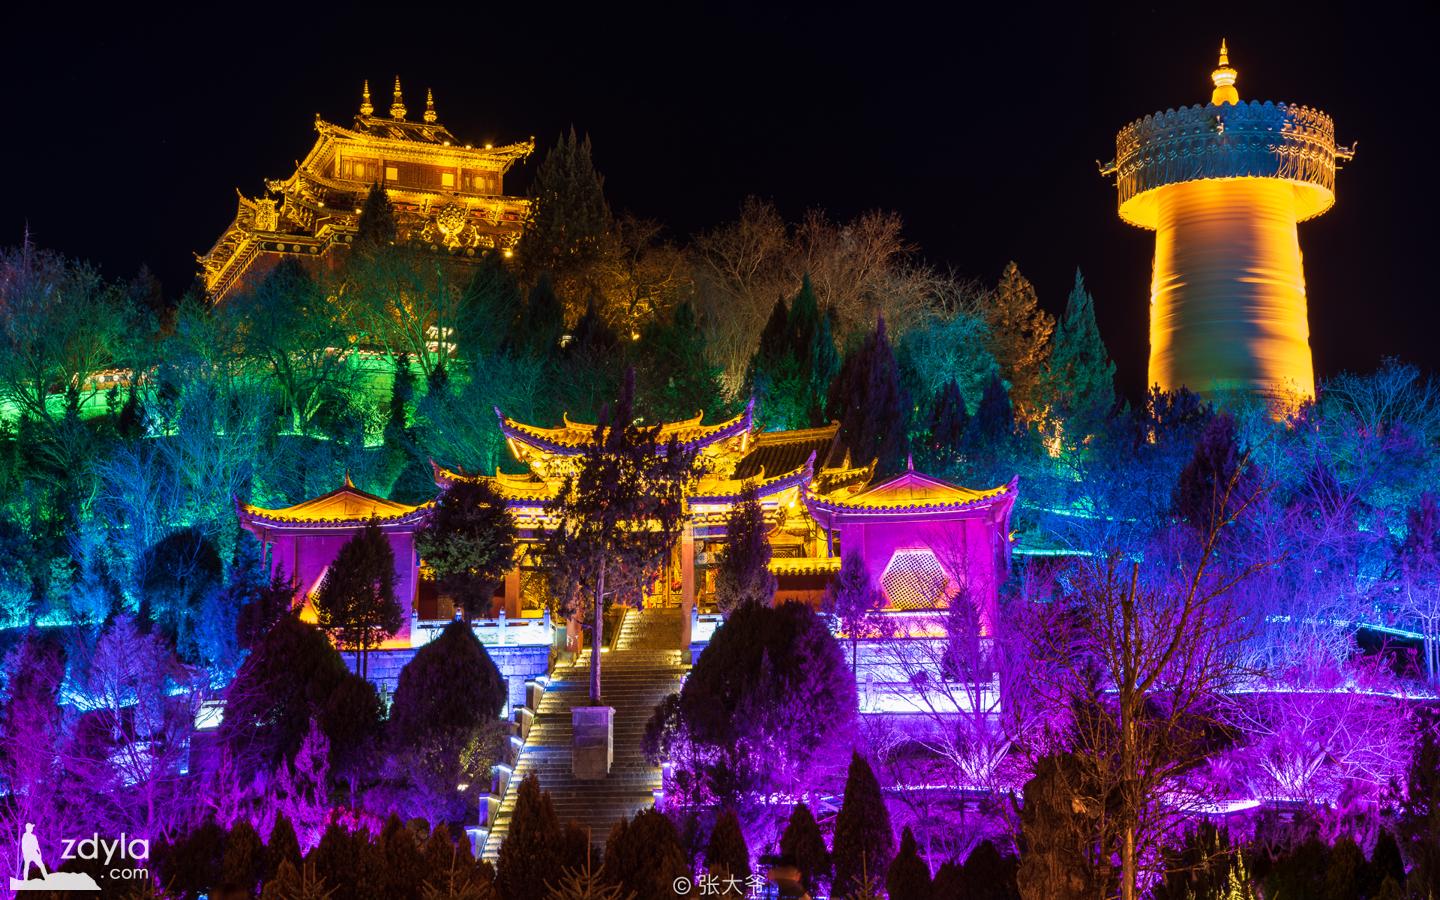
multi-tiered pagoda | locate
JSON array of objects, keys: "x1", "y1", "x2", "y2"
[{"x1": 200, "y1": 78, "x2": 533, "y2": 302}]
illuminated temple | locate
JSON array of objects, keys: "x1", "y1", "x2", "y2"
[
  {"x1": 200, "y1": 78, "x2": 534, "y2": 302},
  {"x1": 238, "y1": 405, "x2": 1018, "y2": 650},
  {"x1": 1101, "y1": 43, "x2": 1352, "y2": 406}
]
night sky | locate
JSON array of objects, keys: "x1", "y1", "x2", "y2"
[{"x1": 3, "y1": 2, "x2": 1435, "y2": 400}]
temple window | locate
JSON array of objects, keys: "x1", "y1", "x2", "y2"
[
  {"x1": 441, "y1": 172, "x2": 455, "y2": 188},
  {"x1": 385, "y1": 166, "x2": 399, "y2": 182}
]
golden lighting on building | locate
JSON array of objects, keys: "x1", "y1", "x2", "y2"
[{"x1": 1101, "y1": 42, "x2": 1354, "y2": 410}]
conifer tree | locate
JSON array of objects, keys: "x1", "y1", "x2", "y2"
[
  {"x1": 1045, "y1": 269, "x2": 1115, "y2": 426},
  {"x1": 885, "y1": 827, "x2": 931, "y2": 900},
  {"x1": 314, "y1": 517, "x2": 400, "y2": 678},
  {"x1": 704, "y1": 808, "x2": 751, "y2": 885},
  {"x1": 602, "y1": 809, "x2": 690, "y2": 900},
  {"x1": 498, "y1": 775, "x2": 563, "y2": 900},
  {"x1": 824, "y1": 550, "x2": 884, "y2": 674},
  {"x1": 266, "y1": 813, "x2": 303, "y2": 882},
  {"x1": 713, "y1": 482, "x2": 776, "y2": 613},
  {"x1": 635, "y1": 302, "x2": 724, "y2": 422},
  {"x1": 747, "y1": 296, "x2": 806, "y2": 430},
  {"x1": 983, "y1": 262, "x2": 1054, "y2": 422},
  {"x1": 517, "y1": 273, "x2": 567, "y2": 358},
  {"x1": 354, "y1": 182, "x2": 397, "y2": 254},
  {"x1": 971, "y1": 373, "x2": 1014, "y2": 452},
  {"x1": 831, "y1": 752, "x2": 893, "y2": 900},
  {"x1": 525, "y1": 128, "x2": 612, "y2": 278},
  {"x1": 222, "y1": 820, "x2": 267, "y2": 895},
  {"x1": 416, "y1": 479, "x2": 517, "y2": 618},
  {"x1": 827, "y1": 316, "x2": 910, "y2": 476},
  {"x1": 779, "y1": 803, "x2": 831, "y2": 896},
  {"x1": 920, "y1": 378, "x2": 968, "y2": 474}
]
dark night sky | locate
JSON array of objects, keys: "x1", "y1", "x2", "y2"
[{"x1": 3, "y1": 2, "x2": 1436, "y2": 400}]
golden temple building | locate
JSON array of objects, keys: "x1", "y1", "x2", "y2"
[{"x1": 200, "y1": 78, "x2": 534, "y2": 302}]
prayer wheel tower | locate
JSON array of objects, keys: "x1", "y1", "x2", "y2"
[{"x1": 1101, "y1": 42, "x2": 1353, "y2": 407}]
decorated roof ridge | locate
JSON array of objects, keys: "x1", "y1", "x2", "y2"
[
  {"x1": 236, "y1": 477, "x2": 432, "y2": 527},
  {"x1": 495, "y1": 398, "x2": 755, "y2": 456},
  {"x1": 313, "y1": 114, "x2": 536, "y2": 158},
  {"x1": 690, "y1": 452, "x2": 817, "y2": 505},
  {"x1": 806, "y1": 471, "x2": 1018, "y2": 515},
  {"x1": 749, "y1": 421, "x2": 841, "y2": 444},
  {"x1": 430, "y1": 459, "x2": 555, "y2": 498}
]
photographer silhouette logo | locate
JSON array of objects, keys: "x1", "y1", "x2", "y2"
[{"x1": 10, "y1": 824, "x2": 102, "y2": 892}]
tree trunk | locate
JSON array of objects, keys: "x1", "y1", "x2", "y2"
[{"x1": 591, "y1": 565, "x2": 606, "y2": 705}]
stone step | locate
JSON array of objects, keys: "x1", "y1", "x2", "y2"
[{"x1": 481, "y1": 607, "x2": 689, "y2": 860}]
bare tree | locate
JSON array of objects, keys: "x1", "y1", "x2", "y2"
[{"x1": 1031, "y1": 457, "x2": 1268, "y2": 900}]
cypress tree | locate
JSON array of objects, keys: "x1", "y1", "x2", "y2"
[
  {"x1": 524, "y1": 128, "x2": 611, "y2": 277},
  {"x1": 747, "y1": 296, "x2": 806, "y2": 430},
  {"x1": 313, "y1": 517, "x2": 400, "y2": 678},
  {"x1": 931, "y1": 861, "x2": 963, "y2": 900},
  {"x1": 713, "y1": 482, "x2": 777, "y2": 613},
  {"x1": 265, "y1": 813, "x2": 303, "y2": 882},
  {"x1": 831, "y1": 752, "x2": 893, "y2": 900},
  {"x1": 956, "y1": 841, "x2": 1019, "y2": 900},
  {"x1": 704, "y1": 808, "x2": 751, "y2": 884},
  {"x1": 1171, "y1": 412, "x2": 1246, "y2": 534},
  {"x1": 497, "y1": 775, "x2": 562, "y2": 900},
  {"x1": 354, "y1": 182, "x2": 397, "y2": 254},
  {"x1": 636, "y1": 302, "x2": 724, "y2": 422},
  {"x1": 779, "y1": 803, "x2": 831, "y2": 896},
  {"x1": 221, "y1": 820, "x2": 267, "y2": 896},
  {"x1": 1045, "y1": 269, "x2": 1115, "y2": 425},
  {"x1": 518, "y1": 273, "x2": 567, "y2": 357},
  {"x1": 828, "y1": 316, "x2": 910, "y2": 476},
  {"x1": 885, "y1": 827, "x2": 931, "y2": 900}
]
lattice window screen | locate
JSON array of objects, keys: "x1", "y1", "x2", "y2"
[{"x1": 880, "y1": 549, "x2": 953, "y2": 611}]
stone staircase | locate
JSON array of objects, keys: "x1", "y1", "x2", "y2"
[{"x1": 481, "y1": 607, "x2": 688, "y2": 859}]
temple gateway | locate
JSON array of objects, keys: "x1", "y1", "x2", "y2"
[{"x1": 237, "y1": 405, "x2": 1017, "y2": 698}]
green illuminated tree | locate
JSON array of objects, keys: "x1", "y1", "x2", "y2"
[
  {"x1": 1044, "y1": 269, "x2": 1115, "y2": 429},
  {"x1": 828, "y1": 316, "x2": 910, "y2": 477},
  {"x1": 416, "y1": 479, "x2": 517, "y2": 619},
  {"x1": 982, "y1": 262, "x2": 1053, "y2": 423}
]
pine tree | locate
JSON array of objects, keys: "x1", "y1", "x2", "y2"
[
  {"x1": 747, "y1": 296, "x2": 806, "y2": 430},
  {"x1": 517, "y1": 273, "x2": 567, "y2": 358},
  {"x1": 498, "y1": 775, "x2": 563, "y2": 900},
  {"x1": 525, "y1": 128, "x2": 612, "y2": 277},
  {"x1": 713, "y1": 482, "x2": 777, "y2": 613},
  {"x1": 1171, "y1": 412, "x2": 1246, "y2": 534},
  {"x1": 885, "y1": 827, "x2": 931, "y2": 900},
  {"x1": 1045, "y1": 269, "x2": 1115, "y2": 427},
  {"x1": 827, "y1": 316, "x2": 910, "y2": 476},
  {"x1": 354, "y1": 182, "x2": 397, "y2": 254},
  {"x1": 982, "y1": 262, "x2": 1054, "y2": 422},
  {"x1": 313, "y1": 517, "x2": 400, "y2": 678},
  {"x1": 704, "y1": 809, "x2": 751, "y2": 885},
  {"x1": 779, "y1": 803, "x2": 831, "y2": 896},
  {"x1": 222, "y1": 820, "x2": 267, "y2": 896},
  {"x1": 416, "y1": 479, "x2": 518, "y2": 618},
  {"x1": 831, "y1": 753, "x2": 893, "y2": 900},
  {"x1": 387, "y1": 353, "x2": 416, "y2": 442},
  {"x1": 266, "y1": 813, "x2": 303, "y2": 881}
]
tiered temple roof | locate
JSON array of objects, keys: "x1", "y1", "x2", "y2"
[
  {"x1": 200, "y1": 78, "x2": 534, "y2": 302},
  {"x1": 237, "y1": 474, "x2": 431, "y2": 531},
  {"x1": 807, "y1": 466, "x2": 1017, "y2": 521}
]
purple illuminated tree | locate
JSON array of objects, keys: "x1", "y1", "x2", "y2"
[
  {"x1": 705, "y1": 808, "x2": 751, "y2": 885},
  {"x1": 831, "y1": 752, "x2": 894, "y2": 900},
  {"x1": 545, "y1": 368, "x2": 700, "y2": 704},
  {"x1": 824, "y1": 550, "x2": 884, "y2": 674},
  {"x1": 779, "y1": 803, "x2": 831, "y2": 896}
]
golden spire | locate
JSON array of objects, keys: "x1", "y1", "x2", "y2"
[
  {"x1": 360, "y1": 80, "x2": 374, "y2": 116},
  {"x1": 390, "y1": 76, "x2": 407, "y2": 119},
  {"x1": 423, "y1": 88, "x2": 437, "y2": 123},
  {"x1": 1210, "y1": 39, "x2": 1240, "y2": 106}
]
